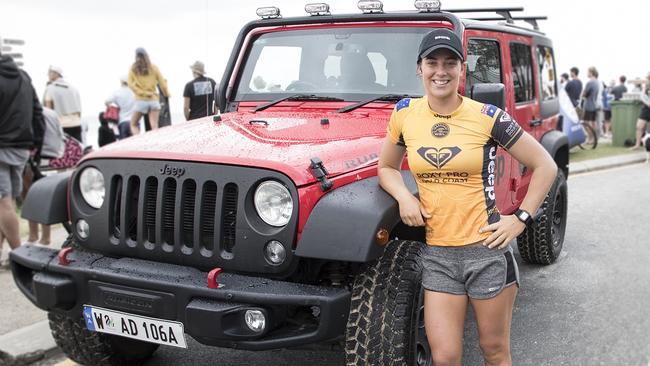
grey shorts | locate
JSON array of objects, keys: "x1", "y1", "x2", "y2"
[
  {"x1": 420, "y1": 243, "x2": 520, "y2": 299},
  {"x1": 134, "y1": 100, "x2": 161, "y2": 114},
  {"x1": 0, "y1": 162, "x2": 26, "y2": 198}
]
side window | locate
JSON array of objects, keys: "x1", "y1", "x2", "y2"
[
  {"x1": 509, "y1": 43, "x2": 534, "y2": 103},
  {"x1": 537, "y1": 45, "x2": 557, "y2": 100},
  {"x1": 465, "y1": 39, "x2": 502, "y2": 93}
]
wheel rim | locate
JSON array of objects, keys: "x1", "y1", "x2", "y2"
[
  {"x1": 414, "y1": 288, "x2": 433, "y2": 366},
  {"x1": 551, "y1": 186, "x2": 565, "y2": 249}
]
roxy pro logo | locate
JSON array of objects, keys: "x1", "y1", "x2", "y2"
[{"x1": 160, "y1": 164, "x2": 185, "y2": 178}]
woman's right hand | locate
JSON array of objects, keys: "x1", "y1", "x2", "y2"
[{"x1": 397, "y1": 193, "x2": 431, "y2": 227}]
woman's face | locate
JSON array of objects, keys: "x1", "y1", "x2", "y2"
[{"x1": 417, "y1": 48, "x2": 463, "y2": 101}]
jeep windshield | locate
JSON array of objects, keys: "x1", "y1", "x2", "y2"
[{"x1": 234, "y1": 27, "x2": 429, "y2": 102}]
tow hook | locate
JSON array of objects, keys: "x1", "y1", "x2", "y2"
[
  {"x1": 309, "y1": 157, "x2": 333, "y2": 192},
  {"x1": 58, "y1": 247, "x2": 74, "y2": 266}
]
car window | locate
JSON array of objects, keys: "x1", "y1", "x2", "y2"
[
  {"x1": 509, "y1": 42, "x2": 535, "y2": 103},
  {"x1": 537, "y1": 45, "x2": 557, "y2": 101},
  {"x1": 234, "y1": 27, "x2": 429, "y2": 100},
  {"x1": 465, "y1": 39, "x2": 502, "y2": 92}
]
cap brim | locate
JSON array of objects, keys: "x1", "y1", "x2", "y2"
[{"x1": 419, "y1": 45, "x2": 464, "y2": 61}]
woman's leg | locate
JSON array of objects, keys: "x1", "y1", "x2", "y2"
[
  {"x1": 148, "y1": 109, "x2": 160, "y2": 130},
  {"x1": 28, "y1": 220, "x2": 39, "y2": 242},
  {"x1": 470, "y1": 285, "x2": 518, "y2": 366},
  {"x1": 130, "y1": 111, "x2": 143, "y2": 135},
  {"x1": 424, "y1": 290, "x2": 468, "y2": 366},
  {"x1": 40, "y1": 224, "x2": 51, "y2": 245},
  {"x1": 632, "y1": 118, "x2": 648, "y2": 148}
]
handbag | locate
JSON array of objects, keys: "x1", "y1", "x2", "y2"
[{"x1": 104, "y1": 104, "x2": 120, "y2": 122}]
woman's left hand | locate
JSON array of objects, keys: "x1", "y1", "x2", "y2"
[{"x1": 479, "y1": 215, "x2": 526, "y2": 249}]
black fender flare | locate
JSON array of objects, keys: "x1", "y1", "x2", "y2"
[
  {"x1": 21, "y1": 171, "x2": 72, "y2": 225},
  {"x1": 540, "y1": 130, "x2": 569, "y2": 177},
  {"x1": 296, "y1": 171, "x2": 418, "y2": 262}
]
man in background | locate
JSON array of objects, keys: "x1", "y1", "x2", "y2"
[
  {"x1": 610, "y1": 75, "x2": 628, "y2": 101},
  {"x1": 581, "y1": 67, "x2": 600, "y2": 142},
  {"x1": 105, "y1": 75, "x2": 135, "y2": 139},
  {"x1": 0, "y1": 54, "x2": 44, "y2": 265},
  {"x1": 565, "y1": 66, "x2": 583, "y2": 108},
  {"x1": 183, "y1": 61, "x2": 217, "y2": 120},
  {"x1": 44, "y1": 65, "x2": 82, "y2": 142}
]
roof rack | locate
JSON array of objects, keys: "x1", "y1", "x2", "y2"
[
  {"x1": 468, "y1": 16, "x2": 547, "y2": 30},
  {"x1": 442, "y1": 7, "x2": 546, "y2": 31}
]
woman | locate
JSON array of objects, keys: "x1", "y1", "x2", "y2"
[
  {"x1": 378, "y1": 29, "x2": 557, "y2": 365},
  {"x1": 127, "y1": 47, "x2": 170, "y2": 134}
]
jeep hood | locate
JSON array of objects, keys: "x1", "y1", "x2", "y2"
[{"x1": 87, "y1": 110, "x2": 391, "y2": 186}]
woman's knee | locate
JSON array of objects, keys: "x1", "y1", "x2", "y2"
[
  {"x1": 428, "y1": 342, "x2": 463, "y2": 366},
  {"x1": 479, "y1": 338, "x2": 510, "y2": 364}
]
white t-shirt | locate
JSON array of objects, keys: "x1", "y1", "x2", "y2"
[
  {"x1": 44, "y1": 78, "x2": 82, "y2": 127},
  {"x1": 106, "y1": 85, "x2": 135, "y2": 123}
]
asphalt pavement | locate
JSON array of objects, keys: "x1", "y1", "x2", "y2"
[{"x1": 0, "y1": 151, "x2": 647, "y2": 366}]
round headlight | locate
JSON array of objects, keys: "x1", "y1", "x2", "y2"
[
  {"x1": 254, "y1": 181, "x2": 293, "y2": 227},
  {"x1": 79, "y1": 167, "x2": 105, "y2": 209}
]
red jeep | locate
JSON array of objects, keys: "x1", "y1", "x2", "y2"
[{"x1": 12, "y1": 3, "x2": 568, "y2": 365}]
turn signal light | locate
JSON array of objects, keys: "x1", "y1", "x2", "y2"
[{"x1": 375, "y1": 228, "x2": 390, "y2": 246}]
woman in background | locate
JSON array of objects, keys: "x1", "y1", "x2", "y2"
[{"x1": 127, "y1": 47, "x2": 170, "y2": 134}]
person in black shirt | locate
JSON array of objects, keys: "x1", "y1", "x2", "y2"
[
  {"x1": 564, "y1": 67, "x2": 583, "y2": 108},
  {"x1": 610, "y1": 75, "x2": 628, "y2": 101},
  {"x1": 183, "y1": 61, "x2": 217, "y2": 120}
]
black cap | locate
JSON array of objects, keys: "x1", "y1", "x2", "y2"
[{"x1": 418, "y1": 28, "x2": 464, "y2": 61}]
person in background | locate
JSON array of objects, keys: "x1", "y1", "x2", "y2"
[
  {"x1": 97, "y1": 112, "x2": 117, "y2": 147},
  {"x1": 183, "y1": 61, "x2": 217, "y2": 120},
  {"x1": 105, "y1": 75, "x2": 135, "y2": 139},
  {"x1": 44, "y1": 65, "x2": 82, "y2": 142},
  {"x1": 0, "y1": 54, "x2": 45, "y2": 266},
  {"x1": 565, "y1": 67, "x2": 583, "y2": 109},
  {"x1": 581, "y1": 67, "x2": 600, "y2": 142},
  {"x1": 127, "y1": 47, "x2": 170, "y2": 134},
  {"x1": 602, "y1": 81, "x2": 614, "y2": 137},
  {"x1": 610, "y1": 75, "x2": 628, "y2": 101},
  {"x1": 630, "y1": 73, "x2": 650, "y2": 150},
  {"x1": 24, "y1": 106, "x2": 64, "y2": 247},
  {"x1": 560, "y1": 72, "x2": 569, "y2": 89}
]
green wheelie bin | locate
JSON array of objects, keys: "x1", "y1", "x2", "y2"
[{"x1": 611, "y1": 100, "x2": 642, "y2": 146}]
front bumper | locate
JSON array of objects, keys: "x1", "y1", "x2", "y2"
[{"x1": 10, "y1": 245, "x2": 350, "y2": 350}]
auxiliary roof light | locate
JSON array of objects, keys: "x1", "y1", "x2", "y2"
[
  {"x1": 414, "y1": 0, "x2": 441, "y2": 12},
  {"x1": 357, "y1": 0, "x2": 383, "y2": 14},
  {"x1": 256, "y1": 6, "x2": 281, "y2": 19},
  {"x1": 305, "y1": 3, "x2": 330, "y2": 16}
]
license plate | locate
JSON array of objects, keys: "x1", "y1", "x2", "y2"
[{"x1": 83, "y1": 305, "x2": 187, "y2": 348}]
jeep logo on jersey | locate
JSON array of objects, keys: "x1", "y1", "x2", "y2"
[
  {"x1": 159, "y1": 164, "x2": 185, "y2": 177},
  {"x1": 417, "y1": 146, "x2": 461, "y2": 169},
  {"x1": 431, "y1": 123, "x2": 450, "y2": 138}
]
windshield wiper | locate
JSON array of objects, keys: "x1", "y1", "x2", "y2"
[
  {"x1": 254, "y1": 94, "x2": 344, "y2": 112},
  {"x1": 336, "y1": 94, "x2": 421, "y2": 113}
]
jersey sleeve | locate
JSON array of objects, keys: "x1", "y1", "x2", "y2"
[
  {"x1": 489, "y1": 109, "x2": 524, "y2": 150},
  {"x1": 386, "y1": 98, "x2": 409, "y2": 146}
]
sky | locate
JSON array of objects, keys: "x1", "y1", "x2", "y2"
[{"x1": 2, "y1": 0, "x2": 649, "y2": 124}]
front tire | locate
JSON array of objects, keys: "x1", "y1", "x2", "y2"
[
  {"x1": 517, "y1": 170, "x2": 568, "y2": 264},
  {"x1": 344, "y1": 240, "x2": 431, "y2": 365},
  {"x1": 48, "y1": 312, "x2": 159, "y2": 366}
]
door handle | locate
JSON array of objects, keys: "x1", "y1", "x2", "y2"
[{"x1": 529, "y1": 118, "x2": 542, "y2": 127}]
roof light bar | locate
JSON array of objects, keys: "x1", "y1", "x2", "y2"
[
  {"x1": 357, "y1": 0, "x2": 383, "y2": 14},
  {"x1": 305, "y1": 3, "x2": 330, "y2": 16},
  {"x1": 414, "y1": 0, "x2": 441, "y2": 12},
  {"x1": 256, "y1": 6, "x2": 281, "y2": 19}
]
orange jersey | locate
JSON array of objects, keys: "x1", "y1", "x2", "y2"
[{"x1": 387, "y1": 96, "x2": 523, "y2": 246}]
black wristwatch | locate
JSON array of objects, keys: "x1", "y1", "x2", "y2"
[{"x1": 514, "y1": 209, "x2": 533, "y2": 226}]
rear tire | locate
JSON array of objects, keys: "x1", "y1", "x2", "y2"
[
  {"x1": 517, "y1": 170, "x2": 568, "y2": 264},
  {"x1": 344, "y1": 240, "x2": 432, "y2": 365},
  {"x1": 48, "y1": 312, "x2": 158, "y2": 366}
]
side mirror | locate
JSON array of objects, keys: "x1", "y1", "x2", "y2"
[
  {"x1": 213, "y1": 83, "x2": 221, "y2": 114},
  {"x1": 470, "y1": 83, "x2": 506, "y2": 110}
]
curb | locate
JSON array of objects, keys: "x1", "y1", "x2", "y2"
[
  {"x1": 0, "y1": 320, "x2": 56, "y2": 366},
  {"x1": 569, "y1": 151, "x2": 647, "y2": 175}
]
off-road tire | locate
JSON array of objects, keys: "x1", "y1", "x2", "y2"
[
  {"x1": 517, "y1": 170, "x2": 567, "y2": 265},
  {"x1": 48, "y1": 312, "x2": 159, "y2": 366},
  {"x1": 345, "y1": 240, "x2": 431, "y2": 365}
]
